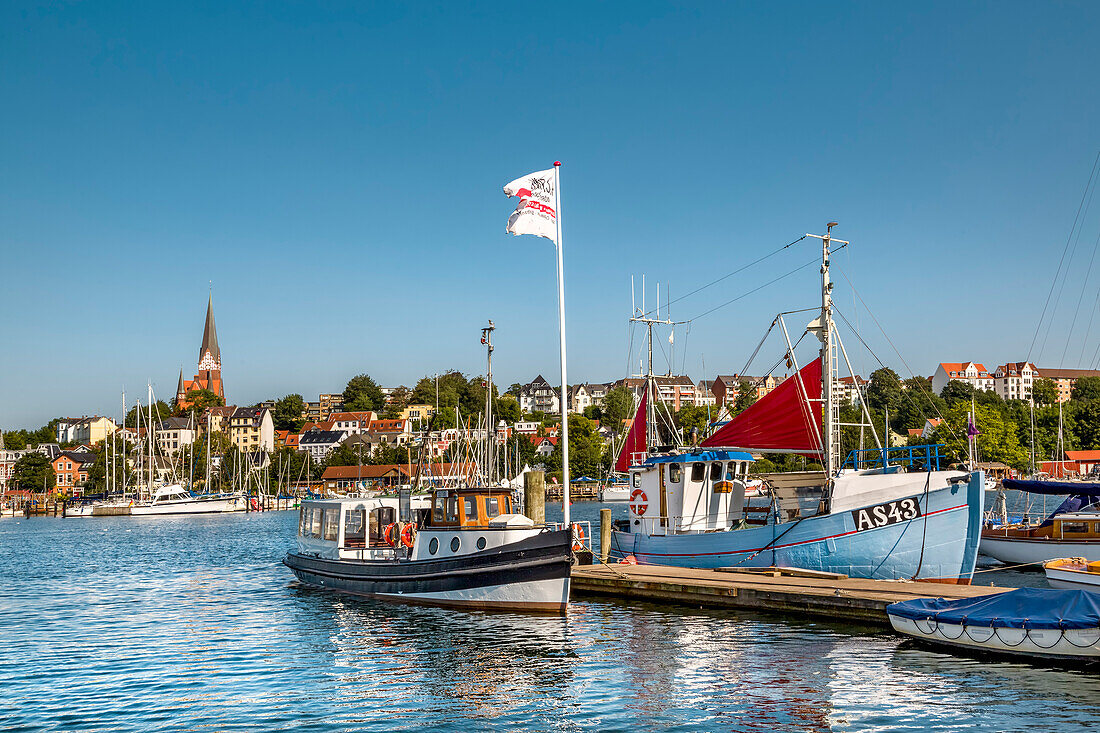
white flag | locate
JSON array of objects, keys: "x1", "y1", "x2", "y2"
[{"x1": 503, "y1": 168, "x2": 557, "y2": 243}]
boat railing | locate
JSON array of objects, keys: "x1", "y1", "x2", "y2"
[
  {"x1": 842, "y1": 444, "x2": 946, "y2": 472},
  {"x1": 549, "y1": 520, "x2": 593, "y2": 552},
  {"x1": 630, "y1": 514, "x2": 752, "y2": 535}
]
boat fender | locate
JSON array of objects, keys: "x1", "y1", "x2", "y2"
[
  {"x1": 629, "y1": 488, "x2": 648, "y2": 516},
  {"x1": 571, "y1": 523, "x2": 586, "y2": 551},
  {"x1": 618, "y1": 554, "x2": 638, "y2": 565},
  {"x1": 401, "y1": 523, "x2": 416, "y2": 549}
]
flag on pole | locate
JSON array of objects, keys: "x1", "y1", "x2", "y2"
[
  {"x1": 967, "y1": 413, "x2": 980, "y2": 438},
  {"x1": 503, "y1": 169, "x2": 558, "y2": 243}
]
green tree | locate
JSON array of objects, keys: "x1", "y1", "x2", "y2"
[
  {"x1": 496, "y1": 395, "x2": 522, "y2": 424},
  {"x1": 12, "y1": 452, "x2": 55, "y2": 492},
  {"x1": 674, "y1": 404, "x2": 709, "y2": 444},
  {"x1": 601, "y1": 386, "x2": 635, "y2": 434},
  {"x1": 1, "y1": 431, "x2": 28, "y2": 450},
  {"x1": 866, "y1": 368, "x2": 902, "y2": 415},
  {"x1": 507, "y1": 383, "x2": 523, "y2": 398},
  {"x1": 544, "y1": 414, "x2": 604, "y2": 479},
  {"x1": 1031, "y1": 378, "x2": 1058, "y2": 406},
  {"x1": 939, "y1": 380, "x2": 976, "y2": 404},
  {"x1": 933, "y1": 403, "x2": 1028, "y2": 469},
  {"x1": 125, "y1": 401, "x2": 172, "y2": 428},
  {"x1": 893, "y1": 376, "x2": 946, "y2": 432},
  {"x1": 342, "y1": 374, "x2": 385, "y2": 412},
  {"x1": 273, "y1": 394, "x2": 306, "y2": 432},
  {"x1": 733, "y1": 381, "x2": 758, "y2": 415},
  {"x1": 175, "y1": 388, "x2": 224, "y2": 417},
  {"x1": 1072, "y1": 376, "x2": 1100, "y2": 403}
]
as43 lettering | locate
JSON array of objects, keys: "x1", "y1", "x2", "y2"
[{"x1": 851, "y1": 498, "x2": 921, "y2": 532}]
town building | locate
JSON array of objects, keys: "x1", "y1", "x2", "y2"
[
  {"x1": 303, "y1": 394, "x2": 345, "y2": 422},
  {"x1": 55, "y1": 416, "x2": 118, "y2": 445},
  {"x1": 52, "y1": 450, "x2": 96, "y2": 496},
  {"x1": 400, "y1": 404, "x2": 436, "y2": 427},
  {"x1": 930, "y1": 362, "x2": 993, "y2": 395},
  {"x1": 612, "y1": 375, "x2": 700, "y2": 411},
  {"x1": 1035, "y1": 367, "x2": 1100, "y2": 403},
  {"x1": 157, "y1": 417, "x2": 196, "y2": 455},
  {"x1": 329, "y1": 411, "x2": 376, "y2": 435},
  {"x1": 695, "y1": 381, "x2": 717, "y2": 407},
  {"x1": 992, "y1": 362, "x2": 1037, "y2": 401},
  {"x1": 518, "y1": 375, "x2": 561, "y2": 414},
  {"x1": 529, "y1": 435, "x2": 559, "y2": 456},
  {"x1": 567, "y1": 383, "x2": 611, "y2": 414},
  {"x1": 710, "y1": 374, "x2": 780, "y2": 407},
  {"x1": 203, "y1": 405, "x2": 236, "y2": 434},
  {"x1": 298, "y1": 429, "x2": 349, "y2": 461},
  {"x1": 835, "y1": 375, "x2": 868, "y2": 405},
  {"x1": 228, "y1": 407, "x2": 274, "y2": 453},
  {"x1": 177, "y1": 295, "x2": 225, "y2": 407},
  {"x1": 365, "y1": 418, "x2": 413, "y2": 448}
]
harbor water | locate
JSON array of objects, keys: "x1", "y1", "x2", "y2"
[{"x1": 2, "y1": 502, "x2": 1099, "y2": 732}]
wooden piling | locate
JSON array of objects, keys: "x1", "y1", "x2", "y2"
[
  {"x1": 599, "y1": 508, "x2": 611, "y2": 563},
  {"x1": 524, "y1": 471, "x2": 545, "y2": 525}
]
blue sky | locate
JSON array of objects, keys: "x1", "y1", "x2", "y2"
[{"x1": 3, "y1": 2, "x2": 1100, "y2": 428}]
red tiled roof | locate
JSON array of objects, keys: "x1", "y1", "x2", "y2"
[{"x1": 1065, "y1": 450, "x2": 1100, "y2": 461}]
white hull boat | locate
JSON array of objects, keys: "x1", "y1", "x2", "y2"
[
  {"x1": 63, "y1": 503, "x2": 96, "y2": 517},
  {"x1": 130, "y1": 484, "x2": 246, "y2": 516},
  {"x1": 1044, "y1": 558, "x2": 1100, "y2": 590},
  {"x1": 888, "y1": 588, "x2": 1100, "y2": 665},
  {"x1": 981, "y1": 535, "x2": 1100, "y2": 565},
  {"x1": 599, "y1": 485, "x2": 630, "y2": 502}
]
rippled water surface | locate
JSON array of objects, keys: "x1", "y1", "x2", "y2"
[{"x1": 2, "y1": 503, "x2": 1099, "y2": 732}]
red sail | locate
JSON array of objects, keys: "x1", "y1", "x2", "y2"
[
  {"x1": 613, "y1": 387, "x2": 648, "y2": 472},
  {"x1": 702, "y1": 357, "x2": 824, "y2": 454}
]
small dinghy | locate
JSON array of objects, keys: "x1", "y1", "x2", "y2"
[
  {"x1": 887, "y1": 588, "x2": 1100, "y2": 664},
  {"x1": 1044, "y1": 558, "x2": 1100, "y2": 590}
]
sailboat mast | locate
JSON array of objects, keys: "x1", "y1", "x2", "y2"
[
  {"x1": 807, "y1": 223, "x2": 846, "y2": 478},
  {"x1": 121, "y1": 390, "x2": 126, "y2": 497},
  {"x1": 482, "y1": 320, "x2": 495, "y2": 485},
  {"x1": 147, "y1": 384, "x2": 154, "y2": 495}
]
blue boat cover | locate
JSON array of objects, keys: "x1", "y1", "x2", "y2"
[
  {"x1": 887, "y1": 588, "x2": 1100, "y2": 630},
  {"x1": 1003, "y1": 478, "x2": 1100, "y2": 497}
]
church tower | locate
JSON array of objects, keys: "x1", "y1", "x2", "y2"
[{"x1": 177, "y1": 294, "x2": 225, "y2": 407}]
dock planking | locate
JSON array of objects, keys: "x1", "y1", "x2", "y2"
[{"x1": 571, "y1": 564, "x2": 1013, "y2": 626}]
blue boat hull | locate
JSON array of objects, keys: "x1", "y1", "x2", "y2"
[{"x1": 610, "y1": 473, "x2": 983, "y2": 583}]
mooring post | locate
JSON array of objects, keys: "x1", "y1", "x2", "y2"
[
  {"x1": 600, "y1": 508, "x2": 611, "y2": 563},
  {"x1": 524, "y1": 470, "x2": 545, "y2": 525}
]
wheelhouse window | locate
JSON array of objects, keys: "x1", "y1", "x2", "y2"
[
  {"x1": 632, "y1": 472, "x2": 640, "y2": 488},
  {"x1": 369, "y1": 506, "x2": 395, "y2": 544},
  {"x1": 446, "y1": 496, "x2": 459, "y2": 522},
  {"x1": 464, "y1": 497, "x2": 477, "y2": 522},
  {"x1": 323, "y1": 508, "x2": 340, "y2": 541},
  {"x1": 298, "y1": 507, "x2": 308, "y2": 536},
  {"x1": 710, "y1": 462, "x2": 723, "y2": 481},
  {"x1": 344, "y1": 509, "x2": 366, "y2": 548},
  {"x1": 669, "y1": 464, "x2": 682, "y2": 483},
  {"x1": 690, "y1": 462, "x2": 705, "y2": 483},
  {"x1": 311, "y1": 508, "x2": 323, "y2": 538},
  {"x1": 1061, "y1": 522, "x2": 1089, "y2": 534},
  {"x1": 485, "y1": 496, "x2": 500, "y2": 518}
]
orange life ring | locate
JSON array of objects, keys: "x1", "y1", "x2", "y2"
[
  {"x1": 571, "y1": 523, "x2": 586, "y2": 551},
  {"x1": 401, "y1": 523, "x2": 416, "y2": 549},
  {"x1": 629, "y1": 488, "x2": 648, "y2": 516},
  {"x1": 383, "y1": 523, "x2": 398, "y2": 547}
]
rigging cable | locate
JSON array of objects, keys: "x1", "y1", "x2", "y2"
[
  {"x1": 684, "y1": 253, "x2": 832, "y2": 323},
  {"x1": 1027, "y1": 149, "x2": 1100, "y2": 364},
  {"x1": 1058, "y1": 167, "x2": 1100, "y2": 367},
  {"x1": 637, "y1": 235, "x2": 808, "y2": 319}
]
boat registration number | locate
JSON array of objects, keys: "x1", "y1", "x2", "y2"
[{"x1": 851, "y1": 498, "x2": 921, "y2": 532}]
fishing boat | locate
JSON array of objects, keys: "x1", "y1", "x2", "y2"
[
  {"x1": 284, "y1": 489, "x2": 572, "y2": 611},
  {"x1": 887, "y1": 588, "x2": 1100, "y2": 664},
  {"x1": 609, "y1": 224, "x2": 984, "y2": 582},
  {"x1": 980, "y1": 479, "x2": 1100, "y2": 565},
  {"x1": 285, "y1": 320, "x2": 575, "y2": 611}
]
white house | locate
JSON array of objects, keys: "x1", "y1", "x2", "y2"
[
  {"x1": 993, "y1": 362, "x2": 1038, "y2": 402},
  {"x1": 298, "y1": 429, "x2": 349, "y2": 461},
  {"x1": 157, "y1": 417, "x2": 196, "y2": 456},
  {"x1": 931, "y1": 362, "x2": 994, "y2": 395},
  {"x1": 518, "y1": 376, "x2": 560, "y2": 414}
]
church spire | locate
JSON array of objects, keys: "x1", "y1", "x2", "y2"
[
  {"x1": 177, "y1": 368, "x2": 186, "y2": 397},
  {"x1": 198, "y1": 293, "x2": 221, "y2": 369}
]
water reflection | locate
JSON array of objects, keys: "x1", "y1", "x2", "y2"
[{"x1": 4, "y1": 510, "x2": 1100, "y2": 732}]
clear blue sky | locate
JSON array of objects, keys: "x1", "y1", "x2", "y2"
[{"x1": 3, "y1": 2, "x2": 1100, "y2": 429}]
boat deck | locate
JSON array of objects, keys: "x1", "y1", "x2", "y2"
[{"x1": 571, "y1": 563, "x2": 1011, "y2": 626}]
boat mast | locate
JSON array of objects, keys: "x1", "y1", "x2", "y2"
[
  {"x1": 121, "y1": 390, "x2": 126, "y2": 497},
  {"x1": 806, "y1": 223, "x2": 846, "y2": 478},
  {"x1": 630, "y1": 281, "x2": 684, "y2": 451},
  {"x1": 482, "y1": 320, "x2": 495, "y2": 485},
  {"x1": 147, "y1": 383, "x2": 154, "y2": 495},
  {"x1": 205, "y1": 408, "x2": 212, "y2": 492}
]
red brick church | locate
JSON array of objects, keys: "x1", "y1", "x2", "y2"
[{"x1": 176, "y1": 295, "x2": 224, "y2": 408}]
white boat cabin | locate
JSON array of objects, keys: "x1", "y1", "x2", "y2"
[
  {"x1": 296, "y1": 488, "x2": 537, "y2": 561},
  {"x1": 627, "y1": 451, "x2": 755, "y2": 534}
]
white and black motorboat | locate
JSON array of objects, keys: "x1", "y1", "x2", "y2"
[{"x1": 284, "y1": 487, "x2": 573, "y2": 612}]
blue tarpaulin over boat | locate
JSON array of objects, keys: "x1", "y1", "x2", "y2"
[
  {"x1": 1003, "y1": 478, "x2": 1100, "y2": 496},
  {"x1": 888, "y1": 588, "x2": 1100, "y2": 630}
]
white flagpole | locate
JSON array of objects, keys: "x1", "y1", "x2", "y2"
[{"x1": 553, "y1": 161, "x2": 570, "y2": 526}]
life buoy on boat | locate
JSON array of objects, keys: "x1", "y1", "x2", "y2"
[
  {"x1": 571, "y1": 523, "x2": 586, "y2": 551},
  {"x1": 401, "y1": 523, "x2": 416, "y2": 549},
  {"x1": 629, "y1": 488, "x2": 648, "y2": 516},
  {"x1": 383, "y1": 523, "x2": 399, "y2": 547}
]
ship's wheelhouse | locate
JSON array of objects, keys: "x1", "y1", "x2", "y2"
[{"x1": 628, "y1": 450, "x2": 754, "y2": 534}]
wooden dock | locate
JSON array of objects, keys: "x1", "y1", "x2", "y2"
[{"x1": 571, "y1": 564, "x2": 1012, "y2": 626}]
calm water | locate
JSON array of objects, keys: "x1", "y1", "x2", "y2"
[{"x1": 2, "y1": 502, "x2": 1099, "y2": 732}]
